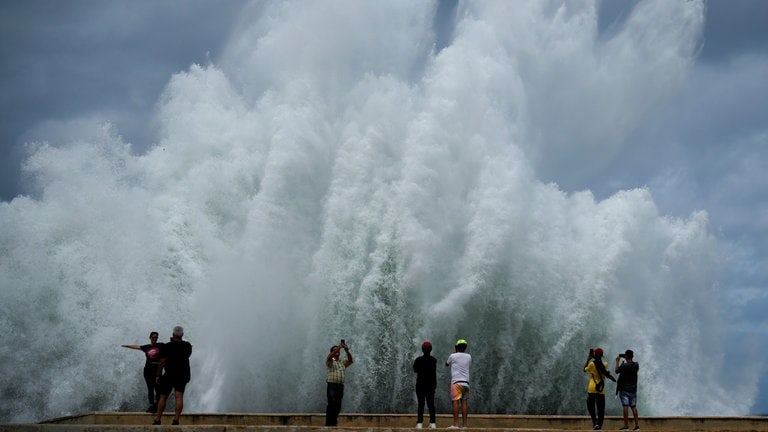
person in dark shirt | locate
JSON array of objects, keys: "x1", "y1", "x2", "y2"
[
  {"x1": 615, "y1": 349, "x2": 640, "y2": 430},
  {"x1": 152, "y1": 326, "x2": 192, "y2": 426},
  {"x1": 121, "y1": 331, "x2": 163, "y2": 412},
  {"x1": 413, "y1": 341, "x2": 437, "y2": 428}
]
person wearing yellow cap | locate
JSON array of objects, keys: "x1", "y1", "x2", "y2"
[{"x1": 445, "y1": 339, "x2": 471, "y2": 428}]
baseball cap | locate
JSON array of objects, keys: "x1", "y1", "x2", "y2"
[
  {"x1": 422, "y1": 341, "x2": 432, "y2": 349},
  {"x1": 455, "y1": 339, "x2": 468, "y2": 346},
  {"x1": 594, "y1": 347, "x2": 603, "y2": 357}
]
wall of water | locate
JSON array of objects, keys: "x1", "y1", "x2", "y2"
[{"x1": 0, "y1": 0, "x2": 759, "y2": 422}]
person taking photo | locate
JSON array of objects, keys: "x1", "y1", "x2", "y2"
[{"x1": 615, "y1": 349, "x2": 640, "y2": 431}]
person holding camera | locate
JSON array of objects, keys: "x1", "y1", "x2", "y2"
[
  {"x1": 615, "y1": 350, "x2": 640, "y2": 430},
  {"x1": 413, "y1": 341, "x2": 437, "y2": 429},
  {"x1": 446, "y1": 339, "x2": 472, "y2": 428},
  {"x1": 325, "y1": 340, "x2": 353, "y2": 426},
  {"x1": 583, "y1": 347, "x2": 616, "y2": 430}
]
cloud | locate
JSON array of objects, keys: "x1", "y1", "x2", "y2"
[
  {"x1": 701, "y1": 0, "x2": 768, "y2": 60},
  {"x1": 0, "y1": 0, "x2": 246, "y2": 200}
]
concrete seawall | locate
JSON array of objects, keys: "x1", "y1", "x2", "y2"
[{"x1": 2, "y1": 413, "x2": 766, "y2": 431}]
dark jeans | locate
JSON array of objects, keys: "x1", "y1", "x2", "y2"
[
  {"x1": 586, "y1": 393, "x2": 605, "y2": 428},
  {"x1": 143, "y1": 365, "x2": 160, "y2": 406},
  {"x1": 325, "y1": 383, "x2": 344, "y2": 426},
  {"x1": 416, "y1": 387, "x2": 436, "y2": 424}
]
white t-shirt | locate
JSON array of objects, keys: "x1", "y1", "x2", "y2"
[{"x1": 446, "y1": 352, "x2": 472, "y2": 384}]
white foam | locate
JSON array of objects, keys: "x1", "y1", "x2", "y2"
[{"x1": 0, "y1": 0, "x2": 758, "y2": 422}]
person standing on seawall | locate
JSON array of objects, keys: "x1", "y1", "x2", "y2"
[
  {"x1": 121, "y1": 331, "x2": 163, "y2": 413},
  {"x1": 615, "y1": 349, "x2": 640, "y2": 430},
  {"x1": 325, "y1": 339, "x2": 353, "y2": 427},
  {"x1": 413, "y1": 340, "x2": 437, "y2": 429},
  {"x1": 445, "y1": 339, "x2": 471, "y2": 428},
  {"x1": 153, "y1": 326, "x2": 192, "y2": 426},
  {"x1": 584, "y1": 347, "x2": 616, "y2": 430}
]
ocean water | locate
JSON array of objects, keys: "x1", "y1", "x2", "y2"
[{"x1": 0, "y1": 0, "x2": 759, "y2": 422}]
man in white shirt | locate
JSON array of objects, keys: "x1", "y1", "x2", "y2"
[{"x1": 445, "y1": 339, "x2": 471, "y2": 428}]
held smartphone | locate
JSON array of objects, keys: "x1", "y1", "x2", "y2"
[{"x1": 619, "y1": 353, "x2": 625, "y2": 358}]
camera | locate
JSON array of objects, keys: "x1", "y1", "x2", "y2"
[
  {"x1": 340, "y1": 339, "x2": 345, "y2": 345},
  {"x1": 619, "y1": 353, "x2": 625, "y2": 358}
]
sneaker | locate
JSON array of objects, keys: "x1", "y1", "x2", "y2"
[
  {"x1": 416, "y1": 423, "x2": 423, "y2": 429},
  {"x1": 152, "y1": 419, "x2": 161, "y2": 425},
  {"x1": 447, "y1": 426, "x2": 459, "y2": 429},
  {"x1": 620, "y1": 427, "x2": 629, "y2": 431},
  {"x1": 429, "y1": 423, "x2": 437, "y2": 429},
  {"x1": 172, "y1": 419, "x2": 179, "y2": 425},
  {"x1": 633, "y1": 427, "x2": 640, "y2": 431},
  {"x1": 593, "y1": 426, "x2": 599, "y2": 431}
]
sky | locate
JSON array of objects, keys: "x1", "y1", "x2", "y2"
[{"x1": 1, "y1": 0, "x2": 767, "y2": 415}]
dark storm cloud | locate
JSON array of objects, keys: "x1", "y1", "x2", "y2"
[
  {"x1": 599, "y1": 0, "x2": 768, "y2": 62},
  {"x1": 701, "y1": 0, "x2": 768, "y2": 60},
  {"x1": 0, "y1": 0, "x2": 246, "y2": 200}
]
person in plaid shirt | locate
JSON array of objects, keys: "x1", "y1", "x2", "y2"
[{"x1": 325, "y1": 340, "x2": 353, "y2": 426}]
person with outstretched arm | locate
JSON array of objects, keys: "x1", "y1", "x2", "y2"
[{"x1": 121, "y1": 331, "x2": 163, "y2": 413}]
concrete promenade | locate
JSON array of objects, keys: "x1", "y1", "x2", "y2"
[{"x1": 2, "y1": 413, "x2": 767, "y2": 431}]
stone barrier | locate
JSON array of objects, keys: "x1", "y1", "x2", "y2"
[{"x1": 1, "y1": 412, "x2": 765, "y2": 431}]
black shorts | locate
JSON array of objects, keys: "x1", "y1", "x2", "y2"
[{"x1": 158, "y1": 375, "x2": 188, "y2": 395}]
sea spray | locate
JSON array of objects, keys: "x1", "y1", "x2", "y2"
[{"x1": 0, "y1": 0, "x2": 758, "y2": 422}]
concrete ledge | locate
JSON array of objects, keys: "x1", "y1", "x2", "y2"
[{"x1": 1, "y1": 413, "x2": 766, "y2": 431}]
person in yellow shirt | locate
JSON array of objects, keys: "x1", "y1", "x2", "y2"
[{"x1": 583, "y1": 347, "x2": 615, "y2": 430}]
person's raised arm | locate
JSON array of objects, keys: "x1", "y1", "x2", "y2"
[
  {"x1": 342, "y1": 343, "x2": 353, "y2": 366},
  {"x1": 121, "y1": 344, "x2": 141, "y2": 350}
]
